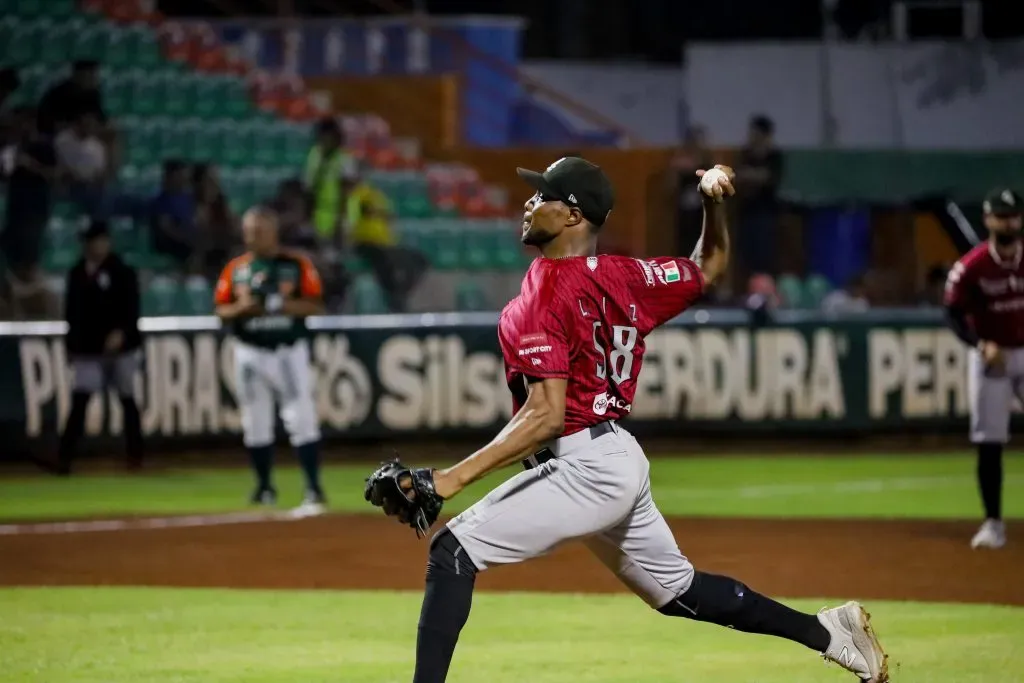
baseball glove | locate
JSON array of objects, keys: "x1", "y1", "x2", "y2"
[{"x1": 364, "y1": 459, "x2": 444, "y2": 538}]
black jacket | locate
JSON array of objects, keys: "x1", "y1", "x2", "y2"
[{"x1": 64, "y1": 254, "x2": 141, "y2": 356}]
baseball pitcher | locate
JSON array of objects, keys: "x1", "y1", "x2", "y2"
[
  {"x1": 214, "y1": 206, "x2": 327, "y2": 515},
  {"x1": 944, "y1": 186, "x2": 1023, "y2": 550},
  {"x1": 364, "y1": 157, "x2": 889, "y2": 683}
]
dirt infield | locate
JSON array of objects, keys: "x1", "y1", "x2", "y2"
[{"x1": 1, "y1": 514, "x2": 1021, "y2": 605}]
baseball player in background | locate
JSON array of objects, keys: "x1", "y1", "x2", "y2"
[
  {"x1": 364, "y1": 157, "x2": 889, "y2": 683},
  {"x1": 944, "y1": 187, "x2": 1023, "y2": 550},
  {"x1": 214, "y1": 207, "x2": 327, "y2": 516}
]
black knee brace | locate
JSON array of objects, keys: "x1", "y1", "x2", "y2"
[
  {"x1": 427, "y1": 529, "x2": 477, "y2": 580},
  {"x1": 658, "y1": 571, "x2": 749, "y2": 626}
]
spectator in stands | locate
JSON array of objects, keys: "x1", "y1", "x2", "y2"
[
  {"x1": 821, "y1": 273, "x2": 871, "y2": 314},
  {"x1": 192, "y1": 163, "x2": 237, "y2": 278},
  {"x1": 273, "y1": 177, "x2": 349, "y2": 311},
  {"x1": 150, "y1": 159, "x2": 198, "y2": 268},
  {"x1": 55, "y1": 110, "x2": 112, "y2": 217},
  {"x1": 343, "y1": 163, "x2": 426, "y2": 313},
  {"x1": 304, "y1": 117, "x2": 354, "y2": 246},
  {"x1": 274, "y1": 178, "x2": 316, "y2": 249},
  {"x1": 736, "y1": 114, "x2": 784, "y2": 278},
  {"x1": 670, "y1": 124, "x2": 713, "y2": 256},
  {"x1": 1, "y1": 107, "x2": 59, "y2": 320},
  {"x1": 37, "y1": 60, "x2": 107, "y2": 136}
]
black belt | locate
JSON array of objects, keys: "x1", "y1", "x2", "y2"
[{"x1": 523, "y1": 421, "x2": 616, "y2": 470}]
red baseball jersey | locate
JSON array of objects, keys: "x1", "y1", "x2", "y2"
[
  {"x1": 945, "y1": 243, "x2": 1024, "y2": 347},
  {"x1": 498, "y1": 254, "x2": 705, "y2": 435}
]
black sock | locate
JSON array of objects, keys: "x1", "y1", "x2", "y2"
[
  {"x1": 119, "y1": 396, "x2": 144, "y2": 467},
  {"x1": 659, "y1": 571, "x2": 831, "y2": 652},
  {"x1": 977, "y1": 442, "x2": 1003, "y2": 520},
  {"x1": 415, "y1": 531, "x2": 476, "y2": 683},
  {"x1": 58, "y1": 392, "x2": 91, "y2": 472},
  {"x1": 295, "y1": 441, "x2": 322, "y2": 493},
  {"x1": 248, "y1": 445, "x2": 274, "y2": 491}
]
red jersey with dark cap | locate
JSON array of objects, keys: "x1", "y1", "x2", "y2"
[
  {"x1": 499, "y1": 254, "x2": 704, "y2": 435},
  {"x1": 945, "y1": 242, "x2": 1024, "y2": 347}
]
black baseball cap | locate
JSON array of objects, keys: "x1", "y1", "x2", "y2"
[
  {"x1": 516, "y1": 157, "x2": 615, "y2": 228},
  {"x1": 983, "y1": 187, "x2": 1022, "y2": 216}
]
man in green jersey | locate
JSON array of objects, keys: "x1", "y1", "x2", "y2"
[{"x1": 214, "y1": 206, "x2": 327, "y2": 515}]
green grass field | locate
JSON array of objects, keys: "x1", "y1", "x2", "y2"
[
  {"x1": 4, "y1": 454, "x2": 1023, "y2": 682},
  {"x1": 1, "y1": 453, "x2": 1021, "y2": 521},
  {"x1": 2, "y1": 588, "x2": 1022, "y2": 683}
]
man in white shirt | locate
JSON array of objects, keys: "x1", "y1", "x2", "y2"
[{"x1": 55, "y1": 111, "x2": 111, "y2": 217}]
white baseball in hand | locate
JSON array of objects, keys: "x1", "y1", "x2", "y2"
[{"x1": 700, "y1": 168, "x2": 729, "y2": 195}]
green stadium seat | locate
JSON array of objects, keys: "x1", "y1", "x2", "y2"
[
  {"x1": 461, "y1": 220, "x2": 498, "y2": 271},
  {"x1": 487, "y1": 220, "x2": 521, "y2": 272},
  {"x1": 192, "y1": 74, "x2": 230, "y2": 120},
  {"x1": 776, "y1": 274, "x2": 805, "y2": 308},
  {"x1": 38, "y1": 19, "x2": 73, "y2": 66},
  {"x1": 804, "y1": 274, "x2": 834, "y2": 308},
  {"x1": 109, "y1": 216, "x2": 140, "y2": 256},
  {"x1": 159, "y1": 70, "x2": 197, "y2": 118},
  {"x1": 42, "y1": 216, "x2": 81, "y2": 273},
  {"x1": 152, "y1": 117, "x2": 187, "y2": 160},
  {"x1": 104, "y1": 24, "x2": 140, "y2": 70},
  {"x1": 419, "y1": 219, "x2": 461, "y2": 271},
  {"x1": 128, "y1": 67, "x2": 163, "y2": 118},
  {"x1": 101, "y1": 69, "x2": 133, "y2": 117},
  {"x1": 131, "y1": 26, "x2": 163, "y2": 69},
  {"x1": 395, "y1": 191, "x2": 434, "y2": 219},
  {"x1": 183, "y1": 118, "x2": 225, "y2": 163},
  {"x1": 455, "y1": 278, "x2": 488, "y2": 312},
  {"x1": 143, "y1": 275, "x2": 181, "y2": 316},
  {"x1": 249, "y1": 119, "x2": 288, "y2": 167},
  {"x1": 220, "y1": 120, "x2": 254, "y2": 167},
  {"x1": 222, "y1": 77, "x2": 254, "y2": 120},
  {"x1": 351, "y1": 274, "x2": 388, "y2": 314},
  {"x1": 11, "y1": 0, "x2": 74, "y2": 19},
  {"x1": 70, "y1": 19, "x2": 108, "y2": 62},
  {"x1": 342, "y1": 254, "x2": 370, "y2": 275},
  {"x1": 283, "y1": 121, "x2": 311, "y2": 166},
  {"x1": 3, "y1": 18, "x2": 42, "y2": 65},
  {"x1": 182, "y1": 276, "x2": 214, "y2": 315}
]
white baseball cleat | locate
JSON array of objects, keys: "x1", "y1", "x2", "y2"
[
  {"x1": 288, "y1": 501, "x2": 326, "y2": 519},
  {"x1": 818, "y1": 601, "x2": 889, "y2": 682},
  {"x1": 288, "y1": 490, "x2": 328, "y2": 519},
  {"x1": 970, "y1": 519, "x2": 1006, "y2": 549}
]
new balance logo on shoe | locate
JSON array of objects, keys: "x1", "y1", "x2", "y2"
[{"x1": 839, "y1": 645, "x2": 858, "y2": 669}]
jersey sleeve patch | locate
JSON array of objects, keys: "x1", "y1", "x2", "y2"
[{"x1": 634, "y1": 259, "x2": 655, "y2": 286}]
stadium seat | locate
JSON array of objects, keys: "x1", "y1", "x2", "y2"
[
  {"x1": 455, "y1": 278, "x2": 488, "y2": 311},
  {"x1": 42, "y1": 216, "x2": 81, "y2": 273},
  {"x1": 351, "y1": 275, "x2": 388, "y2": 315},
  {"x1": 182, "y1": 275, "x2": 213, "y2": 315},
  {"x1": 38, "y1": 19, "x2": 74, "y2": 66},
  {"x1": 804, "y1": 274, "x2": 834, "y2": 308},
  {"x1": 143, "y1": 275, "x2": 181, "y2": 316},
  {"x1": 413, "y1": 219, "x2": 455, "y2": 271},
  {"x1": 461, "y1": 220, "x2": 499, "y2": 271},
  {"x1": 776, "y1": 274, "x2": 805, "y2": 308}
]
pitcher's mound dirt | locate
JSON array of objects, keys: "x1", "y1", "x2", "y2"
[{"x1": 1, "y1": 515, "x2": 1020, "y2": 605}]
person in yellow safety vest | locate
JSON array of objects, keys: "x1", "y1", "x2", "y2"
[
  {"x1": 303, "y1": 118, "x2": 354, "y2": 243},
  {"x1": 343, "y1": 162, "x2": 428, "y2": 313}
]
